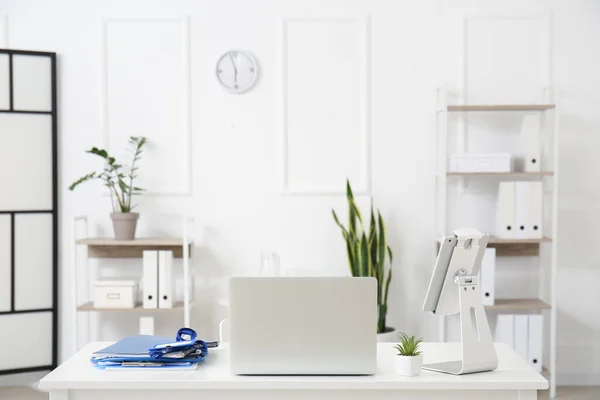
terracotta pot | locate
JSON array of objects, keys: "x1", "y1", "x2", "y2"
[{"x1": 110, "y1": 212, "x2": 139, "y2": 240}]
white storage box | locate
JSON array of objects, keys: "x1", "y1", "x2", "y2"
[
  {"x1": 93, "y1": 279, "x2": 138, "y2": 309},
  {"x1": 449, "y1": 153, "x2": 511, "y2": 173}
]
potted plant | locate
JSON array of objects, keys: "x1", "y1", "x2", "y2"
[
  {"x1": 394, "y1": 332, "x2": 423, "y2": 376},
  {"x1": 69, "y1": 136, "x2": 147, "y2": 240},
  {"x1": 332, "y1": 180, "x2": 394, "y2": 340}
]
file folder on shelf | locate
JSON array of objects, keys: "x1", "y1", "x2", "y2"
[
  {"x1": 528, "y1": 314, "x2": 544, "y2": 373},
  {"x1": 494, "y1": 314, "x2": 515, "y2": 349},
  {"x1": 496, "y1": 182, "x2": 516, "y2": 238},
  {"x1": 526, "y1": 182, "x2": 543, "y2": 239},
  {"x1": 143, "y1": 251, "x2": 158, "y2": 309},
  {"x1": 480, "y1": 248, "x2": 496, "y2": 306},
  {"x1": 515, "y1": 182, "x2": 543, "y2": 239},
  {"x1": 521, "y1": 114, "x2": 541, "y2": 172},
  {"x1": 158, "y1": 250, "x2": 174, "y2": 309},
  {"x1": 515, "y1": 182, "x2": 529, "y2": 239},
  {"x1": 514, "y1": 315, "x2": 529, "y2": 361}
]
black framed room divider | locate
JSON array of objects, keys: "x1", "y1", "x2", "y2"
[{"x1": 0, "y1": 49, "x2": 58, "y2": 375}]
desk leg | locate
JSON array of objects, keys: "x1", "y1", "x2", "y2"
[
  {"x1": 49, "y1": 389, "x2": 69, "y2": 400},
  {"x1": 518, "y1": 390, "x2": 537, "y2": 400}
]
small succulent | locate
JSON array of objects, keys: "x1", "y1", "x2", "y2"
[{"x1": 394, "y1": 332, "x2": 423, "y2": 357}]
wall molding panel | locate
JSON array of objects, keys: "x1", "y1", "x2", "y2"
[
  {"x1": 460, "y1": 13, "x2": 552, "y2": 104},
  {"x1": 0, "y1": 14, "x2": 9, "y2": 48},
  {"x1": 278, "y1": 16, "x2": 371, "y2": 196},
  {"x1": 101, "y1": 16, "x2": 192, "y2": 196}
]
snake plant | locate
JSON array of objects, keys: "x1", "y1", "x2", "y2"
[{"x1": 332, "y1": 180, "x2": 393, "y2": 333}]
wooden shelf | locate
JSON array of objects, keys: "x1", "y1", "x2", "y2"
[
  {"x1": 489, "y1": 236, "x2": 551, "y2": 256},
  {"x1": 447, "y1": 104, "x2": 555, "y2": 112},
  {"x1": 76, "y1": 237, "x2": 192, "y2": 258},
  {"x1": 437, "y1": 236, "x2": 551, "y2": 256},
  {"x1": 485, "y1": 298, "x2": 551, "y2": 311},
  {"x1": 77, "y1": 301, "x2": 184, "y2": 312},
  {"x1": 447, "y1": 172, "x2": 554, "y2": 178},
  {"x1": 488, "y1": 237, "x2": 552, "y2": 244}
]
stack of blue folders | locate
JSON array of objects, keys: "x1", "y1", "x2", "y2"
[{"x1": 91, "y1": 328, "x2": 208, "y2": 370}]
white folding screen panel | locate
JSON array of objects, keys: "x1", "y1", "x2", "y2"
[
  {"x1": 14, "y1": 214, "x2": 53, "y2": 310},
  {"x1": 12, "y1": 55, "x2": 52, "y2": 112},
  {"x1": 0, "y1": 215, "x2": 10, "y2": 312},
  {"x1": 0, "y1": 49, "x2": 57, "y2": 375},
  {"x1": 0, "y1": 312, "x2": 52, "y2": 370},
  {"x1": 0, "y1": 114, "x2": 52, "y2": 210},
  {"x1": 0, "y1": 54, "x2": 8, "y2": 109}
]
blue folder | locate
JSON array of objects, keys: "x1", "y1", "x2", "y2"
[{"x1": 91, "y1": 328, "x2": 208, "y2": 369}]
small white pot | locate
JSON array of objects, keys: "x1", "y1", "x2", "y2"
[{"x1": 395, "y1": 355, "x2": 423, "y2": 377}]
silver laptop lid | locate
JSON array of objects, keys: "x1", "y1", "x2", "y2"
[{"x1": 229, "y1": 277, "x2": 377, "y2": 375}]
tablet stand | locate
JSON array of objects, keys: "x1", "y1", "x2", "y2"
[{"x1": 423, "y1": 230, "x2": 498, "y2": 375}]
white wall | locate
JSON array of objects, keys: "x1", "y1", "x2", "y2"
[{"x1": 0, "y1": 0, "x2": 599, "y2": 386}]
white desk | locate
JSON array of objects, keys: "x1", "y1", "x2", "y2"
[{"x1": 40, "y1": 342, "x2": 547, "y2": 400}]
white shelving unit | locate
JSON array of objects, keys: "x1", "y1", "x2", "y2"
[
  {"x1": 72, "y1": 216, "x2": 194, "y2": 349},
  {"x1": 434, "y1": 88, "x2": 558, "y2": 397}
]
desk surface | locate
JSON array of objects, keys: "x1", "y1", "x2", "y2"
[{"x1": 40, "y1": 342, "x2": 548, "y2": 391}]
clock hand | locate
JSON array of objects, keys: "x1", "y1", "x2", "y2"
[{"x1": 229, "y1": 54, "x2": 238, "y2": 84}]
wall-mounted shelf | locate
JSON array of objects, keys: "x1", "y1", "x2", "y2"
[
  {"x1": 447, "y1": 172, "x2": 554, "y2": 178},
  {"x1": 77, "y1": 301, "x2": 184, "y2": 312},
  {"x1": 75, "y1": 237, "x2": 192, "y2": 258},
  {"x1": 484, "y1": 298, "x2": 551, "y2": 311},
  {"x1": 447, "y1": 104, "x2": 555, "y2": 112}
]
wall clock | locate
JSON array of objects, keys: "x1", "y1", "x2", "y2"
[{"x1": 216, "y1": 50, "x2": 258, "y2": 93}]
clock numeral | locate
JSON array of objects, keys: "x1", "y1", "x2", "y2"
[
  {"x1": 218, "y1": 69, "x2": 223, "y2": 74},
  {"x1": 249, "y1": 67, "x2": 254, "y2": 72},
  {"x1": 234, "y1": 84, "x2": 239, "y2": 89}
]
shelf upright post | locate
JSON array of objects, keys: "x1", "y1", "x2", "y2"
[
  {"x1": 73, "y1": 216, "x2": 89, "y2": 352},
  {"x1": 547, "y1": 86, "x2": 559, "y2": 399},
  {"x1": 183, "y1": 217, "x2": 193, "y2": 327},
  {"x1": 436, "y1": 88, "x2": 449, "y2": 341}
]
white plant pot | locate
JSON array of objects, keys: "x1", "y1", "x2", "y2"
[
  {"x1": 395, "y1": 355, "x2": 423, "y2": 377},
  {"x1": 377, "y1": 327, "x2": 397, "y2": 342}
]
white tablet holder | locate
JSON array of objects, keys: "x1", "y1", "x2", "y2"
[{"x1": 423, "y1": 229, "x2": 498, "y2": 375}]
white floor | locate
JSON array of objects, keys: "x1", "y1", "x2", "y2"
[{"x1": 1, "y1": 386, "x2": 599, "y2": 399}]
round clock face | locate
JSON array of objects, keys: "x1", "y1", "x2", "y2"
[{"x1": 216, "y1": 50, "x2": 258, "y2": 93}]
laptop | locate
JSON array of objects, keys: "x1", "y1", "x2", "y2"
[{"x1": 228, "y1": 277, "x2": 377, "y2": 375}]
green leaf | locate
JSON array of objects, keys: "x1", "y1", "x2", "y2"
[
  {"x1": 344, "y1": 231, "x2": 357, "y2": 276},
  {"x1": 369, "y1": 203, "x2": 377, "y2": 269},
  {"x1": 333, "y1": 210, "x2": 358, "y2": 276},
  {"x1": 346, "y1": 179, "x2": 354, "y2": 201},
  {"x1": 377, "y1": 211, "x2": 387, "y2": 286},
  {"x1": 359, "y1": 233, "x2": 369, "y2": 276},
  {"x1": 87, "y1": 147, "x2": 109, "y2": 159},
  {"x1": 68, "y1": 172, "x2": 97, "y2": 191},
  {"x1": 383, "y1": 265, "x2": 392, "y2": 306}
]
